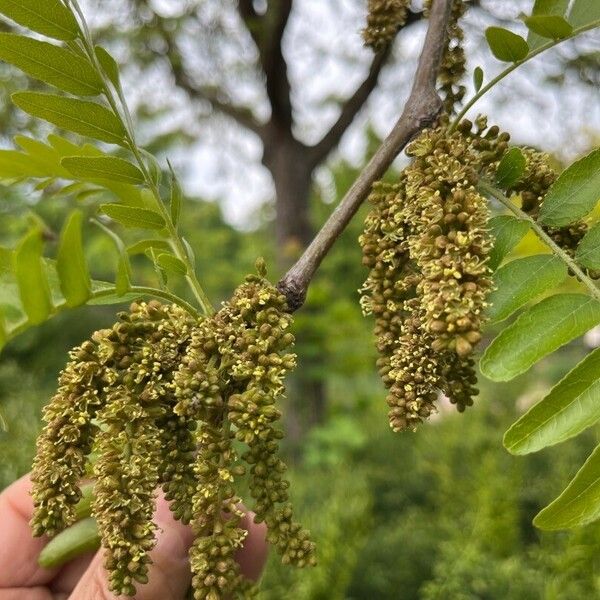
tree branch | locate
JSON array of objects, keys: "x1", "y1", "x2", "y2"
[
  {"x1": 307, "y1": 9, "x2": 425, "y2": 168},
  {"x1": 148, "y1": 9, "x2": 266, "y2": 137},
  {"x1": 277, "y1": 0, "x2": 452, "y2": 312}
]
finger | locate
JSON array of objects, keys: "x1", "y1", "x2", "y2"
[
  {"x1": 0, "y1": 474, "x2": 59, "y2": 588},
  {"x1": 236, "y1": 512, "x2": 269, "y2": 581},
  {"x1": 71, "y1": 495, "x2": 194, "y2": 600},
  {"x1": 0, "y1": 588, "x2": 58, "y2": 600},
  {"x1": 49, "y1": 551, "x2": 96, "y2": 595}
]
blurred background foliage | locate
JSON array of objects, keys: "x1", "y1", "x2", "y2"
[{"x1": 1, "y1": 0, "x2": 600, "y2": 597}]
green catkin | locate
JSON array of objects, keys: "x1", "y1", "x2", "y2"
[
  {"x1": 94, "y1": 389, "x2": 162, "y2": 596},
  {"x1": 434, "y1": 0, "x2": 467, "y2": 115},
  {"x1": 363, "y1": 0, "x2": 410, "y2": 51},
  {"x1": 175, "y1": 273, "x2": 315, "y2": 598},
  {"x1": 30, "y1": 342, "x2": 104, "y2": 537},
  {"x1": 32, "y1": 274, "x2": 313, "y2": 598},
  {"x1": 360, "y1": 121, "x2": 507, "y2": 430}
]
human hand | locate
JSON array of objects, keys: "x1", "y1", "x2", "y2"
[{"x1": 0, "y1": 474, "x2": 268, "y2": 599}]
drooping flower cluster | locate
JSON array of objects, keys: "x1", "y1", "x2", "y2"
[
  {"x1": 174, "y1": 269, "x2": 315, "y2": 598},
  {"x1": 360, "y1": 120, "x2": 507, "y2": 431},
  {"x1": 30, "y1": 268, "x2": 314, "y2": 599},
  {"x1": 362, "y1": 0, "x2": 410, "y2": 51},
  {"x1": 426, "y1": 0, "x2": 467, "y2": 114}
]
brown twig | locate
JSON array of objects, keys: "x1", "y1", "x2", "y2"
[{"x1": 277, "y1": 0, "x2": 452, "y2": 312}]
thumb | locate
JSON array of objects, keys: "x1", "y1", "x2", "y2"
[{"x1": 71, "y1": 496, "x2": 194, "y2": 600}]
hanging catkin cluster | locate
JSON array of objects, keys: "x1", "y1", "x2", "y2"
[
  {"x1": 30, "y1": 268, "x2": 314, "y2": 599},
  {"x1": 360, "y1": 120, "x2": 507, "y2": 431},
  {"x1": 362, "y1": 0, "x2": 410, "y2": 51},
  {"x1": 426, "y1": 0, "x2": 467, "y2": 114},
  {"x1": 174, "y1": 268, "x2": 315, "y2": 599}
]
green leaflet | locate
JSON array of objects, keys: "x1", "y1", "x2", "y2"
[
  {"x1": 0, "y1": 33, "x2": 102, "y2": 96},
  {"x1": 504, "y1": 348, "x2": 600, "y2": 455},
  {"x1": 473, "y1": 66, "x2": 484, "y2": 92},
  {"x1": 100, "y1": 204, "x2": 166, "y2": 230},
  {"x1": 115, "y1": 255, "x2": 131, "y2": 296},
  {"x1": 127, "y1": 239, "x2": 172, "y2": 255},
  {"x1": 539, "y1": 148, "x2": 600, "y2": 227},
  {"x1": 523, "y1": 15, "x2": 572, "y2": 41},
  {"x1": 38, "y1": 518, "x2": 100, "y2": 568},
  {"x1": 169, "y1": 166, "x2": 182, "y2": 227},
  {"x1": 487, "y1": 254, "x2": 567, "y2": 322},
  {"x1": 0, "y1": 311, "x2": 6, "y2": 352},
  {"x1": 496, "y1": 147, "x2": 526, "y2": 188},
  {"x1": 575, "y1": 223, "x2": 600, "y2": 270},
  {"x1": 528, "y1": 0, "x2": 569, "y2": 49},
  {"x1": 0, "y1": 0, "x2": 79, "y2": 41},
  {"x1": 480, "y1": 294, "x2": 600, "y2": 381},
  {"x1": 568, "y1": 0, "x2": 600, "y2": 28},
  {"x1": 62, "y1": 156, "x2": 145, "y2": 185},
  {"x1": 57, "y1": 211, "x2": 91, "y2": 308},
  {"x1": 487, "y1": 215, "x2": 530, "y2": 271},
  {"x1": 95, "y1": 46, "x2": 120, "y2": 89},
  {"x1": 534, "y1": 443, "x2": 600, "y2": 529},
  {"x1": 485, "y1": 27, "x2": 529, "y2": 62},
  {"x1": 13, "y1": 229, "x2": 53, "y2": 325},
  {"x1": 12, "y1": 92, "x2": 127, "y2": 146},
  {"x1": 156, "y1": 253, "x2": 187, "y2": 276}
]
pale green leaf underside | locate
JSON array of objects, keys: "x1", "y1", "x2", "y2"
[
  {"x1": 534, "y1": 443, "x2": 600, "y2": 529},
  {"x1": 504, "y1": 347, "x2": 600, "y2": 455},
  {"x1": 539, "y1": 148, "x2": 600, "y2": 227},
  {"x1": 487, "y1": 254, "x2": 567, "y2": 322},
  {"x1": 481, "y1": 294, "x2": 600, "y2": 381}
]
